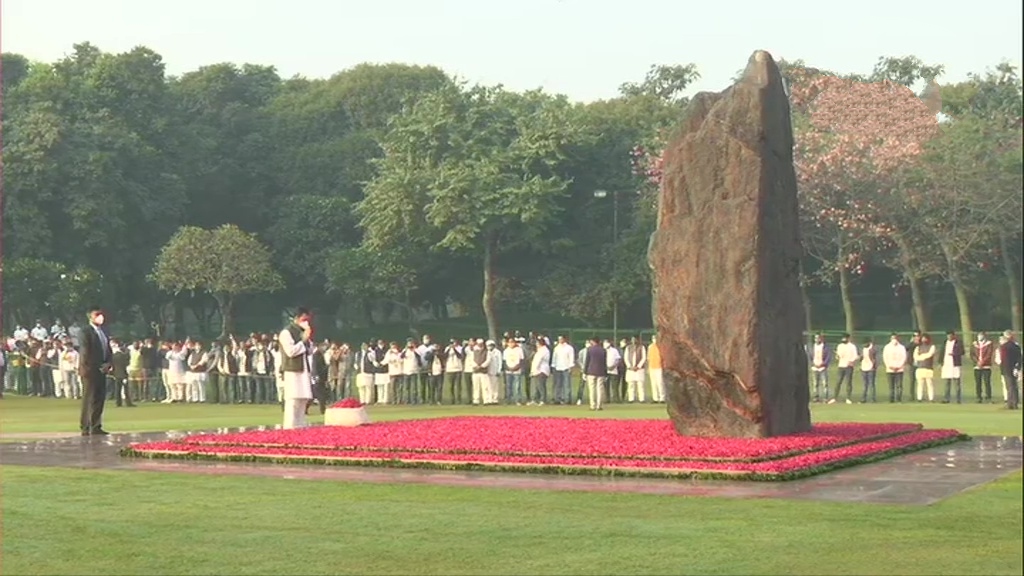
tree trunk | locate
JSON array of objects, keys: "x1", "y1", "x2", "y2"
[
  {"x1": 481, "y1": 234, "x2": 499, "y2": 343},
  {"x1": 952, "y1": 282, "x2": 974, "y2": 343},
  {"x1": 1000, "y1": 234, "x2": 1022, "y2": 333},
  {"x1": 941, "y1": 243, "x2": 974, "y2": 342},
  {"x1": 191, "y1": 300, "x2": 215, "y2": 339},
  {"x1": 838, "y1": 264, "x2": 856, "y2": 335},
  {"x1": 172, "y1": 299, "x2": 185, "y2": 340},
  {"x1": 908, "y1": 275, "x2": 929, "y2": 333},
  {"x1": 214, "y1": 293, "x2": 234, "y2": 341},
  {"x1": 894, "y1": 233, "x2": 929, "y2": 333}
]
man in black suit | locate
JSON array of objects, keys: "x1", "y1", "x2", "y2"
[
  {"x1": 78, "y1": 306, "x2": 113, "y2": 435},
  {"x1": 1000, "y1": 331, "x2": 1021, "y2": 410}
]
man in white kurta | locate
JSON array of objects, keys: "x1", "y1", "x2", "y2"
[{"x1": 278, "y1": 313, "x2": 314, "y2": 430}]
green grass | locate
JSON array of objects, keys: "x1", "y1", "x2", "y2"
[
  {"x1": 1, "y1": 398, "x2": 1022, "y2": 575},
  {"x1": 1, "y1": 395, "x2": 1021, "y2": 437}
]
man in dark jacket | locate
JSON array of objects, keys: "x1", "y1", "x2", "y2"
[
  {"x1": 111, "y1": 340, "x2": 134, "y2": 408},
  {"x1": 583, "y1": 338, "x2": 608, "y2": 411},
  {"x1": 1000, "y1": 331, "x2": 1021, "y2": 410},
  {"x1": 78, "y1": 306, "x2": 114, "y2": 435},
  {"x1": 307, "y1": 343, "x2": 330, "y2": 415}
]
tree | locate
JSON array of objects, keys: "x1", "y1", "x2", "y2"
[
  {"x1": 619, "y1": 64, "x2": 700, "y2": 106},
  {"x1": 940, "y1": 64, "x2": 1024, "y2": 332},
  {"x1": 1, "y1": 258, "x2": 104, "y2": 328},
  {"x1": 906, "y1": 115, "x2": 1023, "y2": 340},
  {"x1": 524, "y1": 91, "x2": 678, "y2": 327},
  {"x1": 264, "y1": 64, "x2": 453, "y2": 317},
  {"x1": 151, "y1": 225, "x2": 284, "y2": 338},
  {"x1": 2, "y1": 43, "x2": 187, "y2": 324},
  {"x1": 868, "y1": 55, "x2": 945, "y2": 89},
  {"x1": 788, "y1": 71, "x2": 941, "y2": 333},
  {"x1": 170, "y1": 63, "x2": 282, "y2": 233},
  {"x1": 1, "y1": 53, "x2": 32, "y2": 97},
  {"x1": 359, "y1": 84, "x2": 582, "y2": 341}
]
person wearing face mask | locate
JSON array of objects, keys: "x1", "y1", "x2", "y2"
[
  {"x1": 278, "y1": 308, "x2": 315, "y2": 429},
  {"x1": 77, "y1": 306, "x2": 113, "y2": 436},
  {"x1": 251, "y1": 340, "x2": 272, "y2": 404},
  {"x1": 110, "y1": 340, "x2": 134, "y2": 407},
  {"x1": 166, "y1": 342, "x2": 189, "y2": 403},
  {"x1": 186, "y1": 340, "x2": 210, "y2": 403}
]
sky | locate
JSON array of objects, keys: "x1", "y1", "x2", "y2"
[{"x1": 1, "y1": 0, "x2": 1021, "y2": 102}]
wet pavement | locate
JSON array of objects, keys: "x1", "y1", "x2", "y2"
[{"x1": 1, "y1": 428, "x2": 1020, "y2": 506}]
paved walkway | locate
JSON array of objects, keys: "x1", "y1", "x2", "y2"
[{"x1": 1, "y1": 428, "x2": 1020, "y2": 505}]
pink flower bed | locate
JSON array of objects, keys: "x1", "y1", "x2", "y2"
[
  {"x1": 123, "y1": 428, "x2": 962, "y2": 481},
  {"x1": 174, "y1": 417, "x2": 924, "y2": 462}
]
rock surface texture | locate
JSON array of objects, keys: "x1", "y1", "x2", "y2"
[{"x1": 648, "y1": 51, "x2": 811, "y2": 438}]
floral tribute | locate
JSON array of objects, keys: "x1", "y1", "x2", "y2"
[
  {"x1": 330, "y1": 398, "x2": 364, "y2": 409},
  {"x1": 122, "y1": 417, "x2": 965, "y2": 482}
]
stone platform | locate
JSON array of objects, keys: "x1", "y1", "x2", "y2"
[{"x1": 1, "y1": 429, "x2": 1020, "y2": 506}]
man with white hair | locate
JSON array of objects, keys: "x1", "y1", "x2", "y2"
[
  {"x1": 470, "y1": 339, "x2": 489, "y2": 405},
  {"x1": 624, "y1": 336, "x2": 647, "y2": 403}
]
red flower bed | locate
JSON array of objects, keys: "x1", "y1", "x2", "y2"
[
  {"x1": 330, "y1": 398, "x2": 364, "y2": 409},
  {"x1": 122, "y1": 428, "x2": 963, "y2": 481},
  {"x1": 174, "y1": 417, "x2": 923, "y2": 463}
]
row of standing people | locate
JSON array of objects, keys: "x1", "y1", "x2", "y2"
[
  {"x1": 0, "y1": 331, "x2": 670, "y2": 408},
  {"x1": 808, "y1": 330, "x2": 1021, "y2": 408},
  {"x1": 347, "y1": 334, "x2": 666, "y2": 408}
]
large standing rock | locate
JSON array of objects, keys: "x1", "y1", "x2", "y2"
[{"x1": 648, "y1": 51, "x2": 811, "y2": 438}]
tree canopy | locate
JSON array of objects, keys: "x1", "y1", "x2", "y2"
[{"x1": 2, "y1": 43, "x2": 1020, "y2": 338}]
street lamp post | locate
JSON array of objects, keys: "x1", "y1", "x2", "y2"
[{"x1": 593, "y1": 189, "x2": 619, "y2": 344}]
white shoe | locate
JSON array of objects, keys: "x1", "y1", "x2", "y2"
[
  {"x1": 537, "y1": 401, "x2": 544, "y2": 406},
  {"x1": 827, "y1": 399, "x2": 837, "y2": 405},
  {"x1": 845, "y1": 399, "x2": 852, "y2": 404},
  {"x1": 576, "y1": 399, "x2": 582, "y2": 406}
]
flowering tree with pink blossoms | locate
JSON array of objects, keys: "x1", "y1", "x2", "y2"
[{"x1": 788, "y1": 70, "x2": 942, "y2": 333}]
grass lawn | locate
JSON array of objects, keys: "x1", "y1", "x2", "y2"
[
  {"x1": 1, "y1": 397, "x2": 1022, "y2": 575},
  {"x1": 1, "y1": 394, "x2": 1021, "y2": 437}
]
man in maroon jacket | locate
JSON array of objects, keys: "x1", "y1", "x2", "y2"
[{"x1": 971, "y1": 332, "x2": 995, "y2": 403}]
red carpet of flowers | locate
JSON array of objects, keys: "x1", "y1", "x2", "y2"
[
  {"x1": 330, "y1": 398, "x2": 364, "y2": 409},
  {"x1": 122, "y1": 417, "x2": 964, "y2": 481}
]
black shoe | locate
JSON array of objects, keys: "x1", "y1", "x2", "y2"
[
  {"x1": 81, "y1": 430, "x2": 91, "y2": 436},
  {"x1": 92, "y1": 429, "x2": 110, "y2": 435}
]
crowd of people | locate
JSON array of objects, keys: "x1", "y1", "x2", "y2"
[
  {"x1": 0, "y1": 321, "x2": 667, "y2": 411},
  {"x1": 2, "y1": 319, "x2": 1020, "y2": 412}
]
